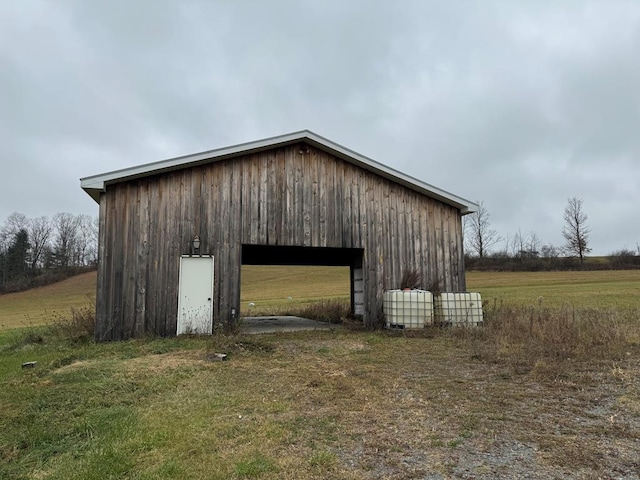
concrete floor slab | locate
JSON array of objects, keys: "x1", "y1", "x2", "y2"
[{"x1": 240, "y1": 316, "x2": 338, "y2": 334}]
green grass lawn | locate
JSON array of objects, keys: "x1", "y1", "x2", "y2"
[{"x1": 1, "y1": 325, "x2": 639, "y2": 479}]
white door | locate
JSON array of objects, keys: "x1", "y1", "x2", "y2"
[{"x1": 177, "y1": 256, "x2": 214, "y2": 335}]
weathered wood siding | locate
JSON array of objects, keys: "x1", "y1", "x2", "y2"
[{"x1": 95, "y1": 143, "x2": 466, "y2": 340}]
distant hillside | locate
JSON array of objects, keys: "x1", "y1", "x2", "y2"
[{"x1": 0, "y1": 271, "x2": 97, "y2": 329}]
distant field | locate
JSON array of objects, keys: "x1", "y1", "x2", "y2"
[
  {"x1": 0, "y1": 272, "x2": 96, "y2": 330},
  {"x1": 240, "y1": 265, "x2": 350, "y2": 314},
  {"x1": 1, "y1": 268, "x2": 638, "y2": 330},
  {"x1": 243, "y1": 267, "x2": 640, "y2": 313},
  {"x1": 466, "y1": 270, "x2": 640, "y2": 310}
]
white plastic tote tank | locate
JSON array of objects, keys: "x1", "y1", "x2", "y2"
[
  {"x1": 383, "y1": 289, "x2": 434, "y2": 329},
  {"x1": 434, "y1": 292, "x2": 483, "y2": 326}
]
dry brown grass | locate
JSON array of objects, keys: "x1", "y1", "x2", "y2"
[
  {"x1": 49, "y1": 306, "x2": 96, "y2": 342},
  {"x1": 448, "y1": 302, "x2": 639, "y2": 377},
  {"x1": 138, "y1": 327, "x2": 640, "y2": 478},
  {"x1": 291, "y1": 299, "x2": 352, "y2": 323}
]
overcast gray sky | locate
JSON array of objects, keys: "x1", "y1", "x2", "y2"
[{"x1": 1, "y1": 1, "x2": 638, "y2": 255}]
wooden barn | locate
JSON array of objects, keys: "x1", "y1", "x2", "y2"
[{"x1": 81, "y1": 130, "x2": 477, "y2": 341}]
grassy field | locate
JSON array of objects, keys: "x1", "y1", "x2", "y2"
[
  {"x1": 239, "y1": 265, "x2": 351, "y2": 315},
  {"x1": 467, "y1": 269, "x2": 640, "y2": 310},
  {"x1": 0, "y1": 272, "x2": 97, "y2": 330}
]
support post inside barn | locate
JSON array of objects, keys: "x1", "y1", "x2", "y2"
[{"x1": 80, "y1": 130, "x2": 477, "y2": 341}]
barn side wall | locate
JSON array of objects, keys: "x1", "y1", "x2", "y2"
[{"x1": 95, "y1": 144, "x2": 466, "y2": 340}]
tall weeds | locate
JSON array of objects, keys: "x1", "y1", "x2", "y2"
[
  {"x1": 295, "y1": 300, "x2": 351, "y2": 324},
  {"x1": 50, "y1": 306, "x2": 96, "y2": 342},
  {"x1": 454, "y1": 301, "x2": 637, "y2": 374}
]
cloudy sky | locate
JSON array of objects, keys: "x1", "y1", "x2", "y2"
[{"x1": 1, "y1": 1, "x2": 639, "y2": 255}]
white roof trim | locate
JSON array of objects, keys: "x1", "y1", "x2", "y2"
[{"x1": 80, "y1": 130, "x2": 478, "y2": 214}]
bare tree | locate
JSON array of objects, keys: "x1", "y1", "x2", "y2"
[
  {"x1": 1, "y1": 212, "x2": 28, "y2": 247},
  {"x1": 493, "y1": 231, "x2": 511, "y2": 258},
  {"x1": 464, "y1": 201, "x2": 501, "y2": 258},
  {"x1": 3, "y1": 212, "x2": 28, "y2": 234},
  {"x1": 52, "y1": 212, "x2": 80, "y2": 268},
  {"x1": 529, "y1": 232, "x2": 541, "y2": 255},
  {"x1": 74, "y1": 214, "x2": 97, "y2": 266},
  {"x1": 508, "y1": 229, "x2": 540, "y2": 258},
  {"x1": 27, "y1": 216, "x2": 52, "y2": 270},
  {"x1": 540, "y1": 244, "x2": 560, "y2": 259},
  {"x1": 562, "y1": 197, "x2": 592, "y2": 263},
  {"x1": 510, "y1": 228, "x2": 528, "y2": 258}
]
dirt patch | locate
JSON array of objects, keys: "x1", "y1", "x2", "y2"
[{"x1": 329, "y1": 348, "x2": 640, "y2": 479}]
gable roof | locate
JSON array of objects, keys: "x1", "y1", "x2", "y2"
[{"x1": 80, "y1": 130, "x2": 477, "y2": 214}]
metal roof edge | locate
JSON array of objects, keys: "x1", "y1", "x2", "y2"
[
  {"x1": 80, "y1": 130, "x2": 478, "y2": 213},
  {"x1": 79, "y1": 129, "x2": 313, "y2": 190}
]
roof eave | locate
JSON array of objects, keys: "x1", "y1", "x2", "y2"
[
  {"x1": 80, "y1": 130, "x2": 316, "y2": 203},
  {"x1": 80, "y1": 130, "x2": 478, "y2": 213}
]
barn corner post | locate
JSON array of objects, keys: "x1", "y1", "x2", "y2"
[
  {"x1": 458, "y1": 213, "x2": 468, "y2": 292},
  {"x1": 94, "y1": 192, "x2": 108, "y2": 341}
]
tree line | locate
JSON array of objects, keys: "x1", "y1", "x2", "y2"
[
  {"x1": 465, "y1": 197, "x2": 640, "y2": 271},
  {"x1": 0, "y1": 212, "x2": 98, "y2": 293}
]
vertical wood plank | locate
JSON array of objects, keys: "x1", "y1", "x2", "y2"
[
  {"x1": 229, "y1": 157, "x2": 242, "y2": 326},
  {"x1": 134, "y1": 179, "x2": 149, "y2": 337},
  {"x1": 165, "y1": 171, "x2": 181, "y2": 336},
  {"x1": 282, "y1": 147, "x2": 293, "y2": 245},
  {"x1": 442, "y1": 205, "x2": 452, "y2": 291},
  {"x1": 318, "y1": 150, "x2": 328, "y2": 247},
  {"x1": 310, "y1": 149, "x2": 320, "y2": 247},
  {"x1": 267, "y1": 150, "x2": 278, "y2": 245},
  {"x1": 248, "y1": 155, "x2": 259, "y2": 243},
  {"x1": 345, "y1": 164, "x2": 356, "y2": 248},
  {"x1": 258, "y1": 153, "x2": 268, "y2": 244},
  {"x1": 302, "y1": 149, "x2": 312, "y2": 246},
  {"x1": 111, "y1": 183, "x2": 125, "y2": 339},
  {"x1": 335, "y1": 159, "x2": 345, "y2": 247}
]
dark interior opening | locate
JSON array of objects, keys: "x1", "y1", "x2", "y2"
[{"x1": 242, "y1": 244, "x2": 363, "y2": 267}]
